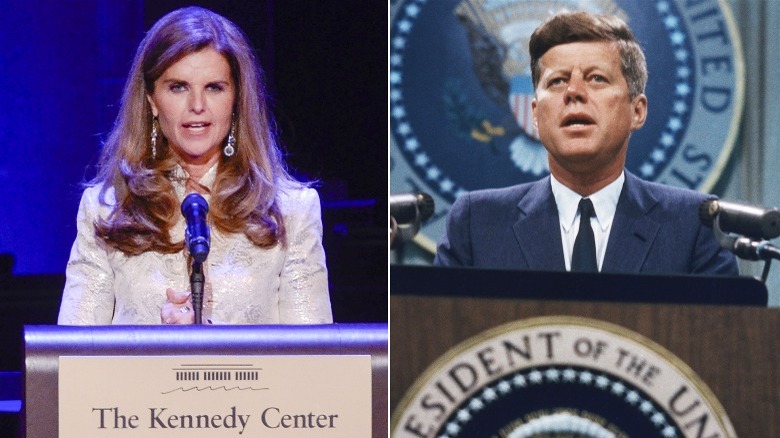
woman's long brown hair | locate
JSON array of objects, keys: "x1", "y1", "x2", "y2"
[{"x1": 92, "y1": 6, "x2": 301, "y2": 255}]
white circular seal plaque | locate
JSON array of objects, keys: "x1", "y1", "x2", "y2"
[{"x1": 391, "y1": 316, "x2": 736, "y2": 437}]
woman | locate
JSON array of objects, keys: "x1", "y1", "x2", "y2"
[{"x1": 58, "y1": 6, "x2": 332, "y2": 325}]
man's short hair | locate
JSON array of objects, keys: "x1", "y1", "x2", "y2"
[{"x1": 529, "y1": 11, "x2": 647, "y2": 99}]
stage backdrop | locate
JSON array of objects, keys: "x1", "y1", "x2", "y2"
[
  {"x1": 0, "y1": 0, "x2": 386, "y2": 280},
  {"x1": 0, "y1": 0, "x2": 140, "y2": 275}
]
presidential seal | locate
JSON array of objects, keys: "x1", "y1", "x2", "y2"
[
  {"x1": 391, "y1": 316, "x2": 736, "y2": 438},
  {"x1": 390, "y1": 0, "x2": 744, "y2": 253}
]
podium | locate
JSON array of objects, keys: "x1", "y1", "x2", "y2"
[
  {"x1": 390, "y1": 265, "x2": 778, "y2": 436},
  {"x1": 24, "y1": 323, "x2": 387, "y2": 438}
]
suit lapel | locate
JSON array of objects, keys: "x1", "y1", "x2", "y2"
[
  {"x1": 602, "y1": 173, "x2": 660, "y2": 272},
  {"x1": 512, "y1": 177, "x2": 566, "y2": 270}
]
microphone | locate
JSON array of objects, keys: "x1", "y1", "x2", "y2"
[
  {"x1": 731, "y1": 237, "x2": 780, "y2": 261},
  {"x1": 699, "y1": 198, "x2": 780, "y2": 240},
  {"x1": 390, "y1": 192, "x2": 435, "y2": 249},
  {"x1": 390, "y1": 192, "x2": 435, "y2": 225},
  {"x1": 181, "y1": 193, "x2": 210, "y2": 263}
]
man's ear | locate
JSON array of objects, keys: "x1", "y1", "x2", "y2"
[{"x1": 630, "y1": 94, "x2": 648, "y2": 131}]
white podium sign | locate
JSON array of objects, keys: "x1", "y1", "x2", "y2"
[{"x1": 59, "y1": 355, "x2": 371, "y2": 437}]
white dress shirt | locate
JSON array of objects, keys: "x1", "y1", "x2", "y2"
[{"x1": 551, "y1": 172, "x2": 625, "y2": 271}]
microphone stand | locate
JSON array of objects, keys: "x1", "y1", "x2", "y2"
[
  {"x1": 713, "y1": 216, "x2": 780, "y2": 283},
  {"x1": 190, "y1": 261, "x2": 205, "y2": 324}
]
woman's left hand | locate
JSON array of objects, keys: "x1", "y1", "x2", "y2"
[{"x1": 161, "y1": 288, "x2": 194, "y2": 324}]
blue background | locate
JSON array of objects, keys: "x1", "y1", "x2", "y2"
[{"x1": 0, "y1": 0, "x2": 386, "y2": 275}]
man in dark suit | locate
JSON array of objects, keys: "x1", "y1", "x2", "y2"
[{"x1": 434, "y1": 11, "x2": 737, "y2": 275}]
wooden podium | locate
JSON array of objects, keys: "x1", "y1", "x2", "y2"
[{"x1": 390, "y1": 265, "x2": 778, "y2": 436}]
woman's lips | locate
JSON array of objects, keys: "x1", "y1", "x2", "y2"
[{"x1": 182, "y1": 122, "x2": 210, "y2": 134}]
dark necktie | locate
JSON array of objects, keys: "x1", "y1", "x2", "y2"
[{"x1": 571, "y1": 198, "x2": 598, "y2": 272}]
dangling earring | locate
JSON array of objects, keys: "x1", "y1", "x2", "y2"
[
  {"x1": 224, "y1": 119, "x2": 236, "y2": 157},
  {"x1": 150, "y1": 117, "x2": 159, "y2": 159}
]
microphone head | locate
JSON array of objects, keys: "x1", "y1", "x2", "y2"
[
  {"x1": 389, "y1": 192, "x2": 435, "y2": 224},
  {"x1": 181, "y1": 193, "x2": 210, "y2": 263},
  {"x1": 181, "y1": 193, "x2": 209, "y2": 215},
  {"x1": 698, "y1": 197, "x2": 719, "y2": 226},
  {"x1": 699, "y1": 197, "x2": 780, "y2": 240},
  {"x1": 417, "y1": 192, "x2": 435, "y2": 222}
]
